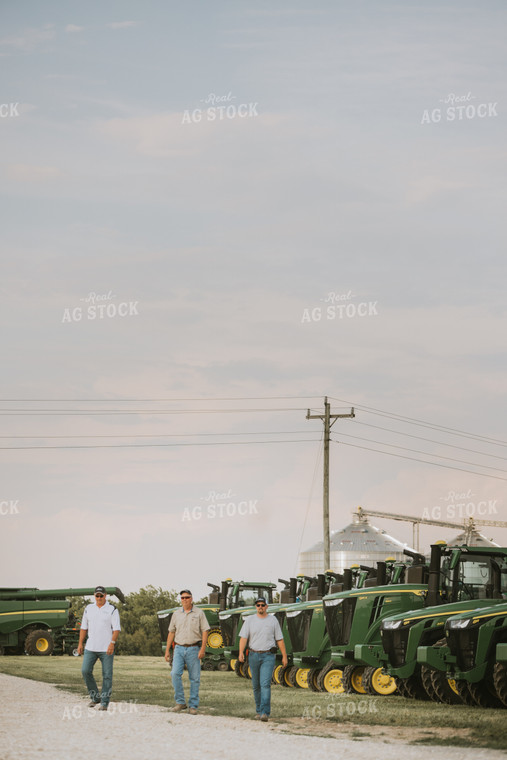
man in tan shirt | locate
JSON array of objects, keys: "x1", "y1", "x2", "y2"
[{"x1": 164, "y1": 589, "x2": 209, "y2": 714}]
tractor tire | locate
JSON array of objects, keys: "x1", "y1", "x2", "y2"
[
  {"x1": 207, "y1": 628, "x2": 224, "y2": 650},
  {"x1": 285, "y1": 666, "x2": 299, "y2": 688},
  {"x1": 201, "y1": 659, "x2": 215, "y2": 671},
  {"x1": 288, "y1": 667, "x2": 309, "y2": 689},
  {"x1": 240, "y1": 660, "x2": 251, "y2": 679},
  {"x1": 493, "y1": 662, "x2": 507, "y2": 707},
  {"x1": 306, "y1": 667, "x2": 321, "y2": 692},
  {"x1": 362, "y1": 666, "x2": 397, "y2": 696},
  {"x1": 420, "y1": 664, "x2": 438, "y2": 700},
  {"x1": 423, "y1": 640, "x2": 462, "y2": 704},
  {"x1": 69, "y1": 647, "x2": 80, "y2": 657},
  {"x1": 230, "y1": 658, "x2": 237, "y2": 673},
  {"x1": 395, "y1": 670, "x2": 429, "y2": 700},
  {"x1": 278, "y1": 664, "x2": 293, "y2": 687},
  {"x1": 272, "y1": 664, "x2": 284, "y2": 685},
  {"x1": 216, "y1": 660, "x2": 229, "y2": 672},
  {"x1": 468, "y1": 676, "x2": 503, "y2": 708},
  {"x1": 24, "y1": 629, "x2": 54, "y2": 656},
  {"x1": 455, "y1": 679, "x2": 478, "y2": 706},
  {"x1": 234, "y1": 659, "x2": 244, "y2": 678},
  {"x1": 317, "y1": 664, "x2": 345, "y2": 694},
  {"x1": 342, "y1": 665, "x2": 367, "y2": 694}
]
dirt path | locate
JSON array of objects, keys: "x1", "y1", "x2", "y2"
[{"x1": 1, "y1": 673, "x2": 505, "y2": 760}]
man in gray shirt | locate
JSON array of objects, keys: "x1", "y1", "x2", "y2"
[{"x1": 238, "y1": 597, "x2": 288, "y2": 722}]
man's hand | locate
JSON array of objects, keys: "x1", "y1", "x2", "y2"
[
  {"x1": 106, "y1": 643, "x2": 115, "y2": 655},
  {"x1": 198, "y1": 647, "x2": 206, "y2": 660},
  {"x1": 282, "y1": 655, "x2": 288, "y2": 667},
  {"x1": 164, "y1": 648, "x2": 172, "y2": 663},
  {"x1": 77, "y1": 643, "x2": 84, "y2": 656},
  {"x1": 238, "y1": 651, "x2": 245, "y2": 662}
]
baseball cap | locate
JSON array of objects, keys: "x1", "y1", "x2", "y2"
[
  {"x1": 180, "y1": 589, "x2": 192, "y2": 596},
  {"x1": 255, "y1": 597, "x2": 267, "y2": 605},
  {"x1": 94, "y1": 586, "x2": 106, "y2": 595}
]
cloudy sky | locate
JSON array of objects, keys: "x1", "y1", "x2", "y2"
[{"x1": 1, "y1": 0, "x2": 506, "y2": 598}]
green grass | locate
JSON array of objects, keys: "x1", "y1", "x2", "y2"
[{"x1": 0, "y1": 657, "x2": 506, "y2": 749}]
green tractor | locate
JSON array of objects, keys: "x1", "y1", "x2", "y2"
[
  {"x1": 0, "y1": 587, "x2": 125, "y2": 656},
  {"x1": 372, "y1": 544, "x2": 507, "y2": 702},
  {"x1": 231, "y1": 575, "x2": 319, "y2": 684},
  {"x1": 286, "y1": 558, "x2": 412, "y2": 695},
  {"x1": 157, "y1": 579, "x2": 277, "y2": 671},
  {"x1": 417, "y1": 600, "x2": 507, "y2": 707}
]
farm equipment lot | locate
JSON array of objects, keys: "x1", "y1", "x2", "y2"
[{"x1": 0, "y1": 657, "x2": 506, "y2": 752}]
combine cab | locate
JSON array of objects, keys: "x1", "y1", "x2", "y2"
[
  {"x1": 0, "y1": 587, "x2": 125, "y2": 656},
  {"x1": 158, "y1": 580, "x2": 277, "y2": 671}
]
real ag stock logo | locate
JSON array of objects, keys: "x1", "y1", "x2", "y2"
[
  {"x1": 301, "y1": 290, "x2": 379, "y2": 323},
  {"x1": 61, "y1": 291, "x2": 139, "y2": 323},
  {"x1": 181, "y1": 489, "x2": 259, "y2": 522},
  {"x1": 421, "y1": 92, "x2": 498, "y2": 124},
  {"x1": 182, "y1": 92, "x2": 259, "y2": 124}
]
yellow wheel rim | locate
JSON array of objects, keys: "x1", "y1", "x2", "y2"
[
  {"x1": 248, "y1": 666, "x2": 252, "y2": 679},
  {"x1": 295, "y1": 668, "x2": 310, "y2": 688},
  {"x1": 230, "y1": 659, "x2": 237, "y2": 672},
  {"x1": 207, "y1": 630, "x2": 223, "y2": 649},
  {"x1": 273, "y1": 665, "x2": 283, "y2": 684},
  {"x1": 448, "y1": 678, "x2": 459, "y2": 695},
  {"x1": 36, "y1": 638, "x2": 49, "y2": 652},
  {"x1": 323, "y1": 669, "x2": 345, "y2": 693},
  {"x1": 350, "y1": 666, "x2": 367, "y2": 694},
  {"x1": 283, "y1": 669, "x2": 293, "y2": 687},
  {"x1": 370, "y1": 668, "x2": 397, "y2": 695}
]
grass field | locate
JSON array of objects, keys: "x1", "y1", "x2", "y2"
[{"x1": 1, "y1": 656, "x2": 507, "y2": 750}]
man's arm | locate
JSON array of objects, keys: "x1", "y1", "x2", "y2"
[
  {"x1": 77, "y1": 608, "x2": 88, "y2": 655},
  {"x1": 107, "y1": 628, "x2": 119, "y2": 656},
  {"x1": 198, "y1": 630, "x2": 208, "y2": 660},
  {"x1": 276, "y1": 638, "x2": 288, "y2": 667},
  {"x1": 238, "y1": 636, "x2": 248, "y2": 662},
  {"x1": 165, "y1": 631, "x2": 175, "y2": 661}
]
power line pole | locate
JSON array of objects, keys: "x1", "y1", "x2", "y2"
[{"x1": 307, "y1": 397, "x2": 355, "y2": 570}]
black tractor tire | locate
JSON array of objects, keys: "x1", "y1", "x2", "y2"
[
  {"x1": 234, "y1": 659, "x2": 244, "y2": 678},
  {"x1": 493, "y1": 662, "x2": 507, "y2": 707},
  {"x1": 342, "y1": 664, "x2": 367, "y2": 694},
  {"x1": 201, "y1": 659, "x2": 215, "y2": 671},
  {"x1": 306, "y1": 667, "x2": 321, "y2": 692},
  {"x1": 24, "y1": 629, "x2": 54, "y2": 656},
  {"x1": 468, "y1": 676, "x2": 504, "y2": 708},
  {"x1": 0, "y1": 644, "x2": 5, "y2": 656},
  {"x1": 362, "y1": 666, "x2": 397, "y2": 696},
  {"x1": 240, "y1": 660, "x2": 251, "y2": 679},
  {"x1": 396, "y1": 670, "x2": 430, "y2": 700},
  {"x1": 455, "y1": 679, "x2": 478, "y2": 706},
  {"x1": 395, "y1": 678, "x2": 409, "y2": 698},
  {"x1": 278, "y1": 664, "x2": 293, "y2": 688},
  {"x1": 422, "y1": 640, "x2": 462, "y2": 704},
  {"x1": 287, "y1": 666, "x2": 305, "y2": 688},
  {"x1": 216, "y1": 660, "x2": 229, "y2": 672}
]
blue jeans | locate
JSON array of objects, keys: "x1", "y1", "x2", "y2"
[
  {"x1": 171, "y1": 645, "x2": 201, "y2": 709},
  {"x1": 81, "y1": 650, "x2": 114, "y2": 707},
  {"x1": 249, "y1": 652, "x2": 275, "y2": 716}
]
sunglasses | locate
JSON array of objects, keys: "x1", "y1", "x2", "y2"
[
  {"x1": 181, "y1": 596, "x2": 191, "y2": 600},
  {"x1": 95, "y1": 594, "x2": 104, "y2": 598},
  {"x1": 256, "y1": 603, "x2": 266, "y2": 607}
]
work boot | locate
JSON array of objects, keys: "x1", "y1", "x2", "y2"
[
  {"x1": 188, "y1": 708, "x2": 198, "y2": 715},
  {"x1": 88, "y1": 701, "x2": 100, "y2": 708},
  {"x1": 98, "y1": 705, "x2": 108, "y2": 711},
  {"x1": 171, "y1": 704, "x2": 187, "y2": 712},
  {"x1": 260, "y1": 714, "x2": 269, "y2": 722}
]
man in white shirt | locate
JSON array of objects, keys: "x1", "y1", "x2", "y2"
[
  {"x1": 238, "y1": 597, "x2": 288, "y2": 722},
  {"x1": 78, "y1": 586, "x2": 121, "y2": 710}
]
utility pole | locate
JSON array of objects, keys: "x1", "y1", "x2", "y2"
[{"x1": 306, "y1": 397, "x2": 355, "y2": 570}]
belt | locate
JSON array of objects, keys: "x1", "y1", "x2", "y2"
[
  {"x1": 175, "y1": 642, "x2": 201, "y2": 647},
  {"x1": 249, "y1": 649, "x2": 273, "y2": 653}
]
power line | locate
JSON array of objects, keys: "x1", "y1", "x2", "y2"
[
  {"x1": 333, "y1": 439, "x2": 507, "y2": 482},
  {"x1": 0, "y1": 438, "x2": 321, "y2": 451}
]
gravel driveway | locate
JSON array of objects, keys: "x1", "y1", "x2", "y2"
[{"x1": 1, "y1": 673, "x2": 505, "y2": 760}]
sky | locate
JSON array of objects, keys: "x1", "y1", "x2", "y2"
[{"x1": 1, "y1": 0, "x2": 507, "y2": 599}]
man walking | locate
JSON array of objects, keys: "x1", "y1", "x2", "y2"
[
  {"x1": 78, "y1": 586, "x2": 121, "y2": 711},
  {"x1": 165, "y1": 589, "x2": 209, "y2": 715},
  {"x1": 238, "y1": 597, "x2": 288, "y2": 722}
]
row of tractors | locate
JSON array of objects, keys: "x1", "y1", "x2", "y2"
[{"x1": 157, "y1": 544, "x2": 507, "y2": 708}]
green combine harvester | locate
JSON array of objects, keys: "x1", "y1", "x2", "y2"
[
  {"x1": 417, "y1": 599, "x2": 507, "y2": 706},
  {"x1": 0, "y1": 587, "x2": 125, "y2": 656},
  {"x1": 362, "y1": 544, "x2": 507, "y2": 700},
  {"x1": 157, "y1": 579, "x2": 277, "y2": 670}
]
